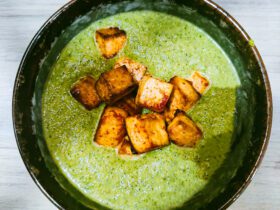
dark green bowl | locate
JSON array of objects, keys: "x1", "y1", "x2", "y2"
[{"x1": 12, "y1": 0, "x2": 272, "y2": 209}]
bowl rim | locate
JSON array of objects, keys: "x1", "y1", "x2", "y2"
[
  {"x1": 205, "y1": 0, "x2": 273, "y2": 208},
  {"x1": 12, "y1": 0, "x2": 273, "y2": 209}
]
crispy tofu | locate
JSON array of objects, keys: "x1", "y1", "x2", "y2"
[
  {"x1": 164, "y1": 108, "x2": 177, "y2": 124},
  {"x1": 95, "y1": 106, "x2": 128, "y2": 147},
  {"x1": 167, "y1": 112, "x2": 202, "y2": 147},
  {"x1": 125, "y1": 113, "x2": 169, "y2": 154},
  {"x1": 164, "y1": 76, "x2": 200, "y2": 122},
  {"x1": 136, "y1": 76, "x2": 173, "y2": 112},
  {"x1": 95, "y1": 66, "x2": 136, "y2": 104},
  {"x1": 169, "y1": 76, "x2": 200, "y2": 111},
  {"x1": 189, "y1": 71, "x2": 210, "y2": 94},
  {"x1": 118, "y1": 136, "x2": 134, "y2": 155},
  {"x1": 70, "y1": 75, "x2": 101, "y2": 110},
  {"x1": 95, "y1": 27, "x2": 127, "y2": 59},
  {"x1": 114, "y1": 93, "x2": 142, "y2": 116},
  {"x1": 114, "y1": 57, "x2": 147, "y2": 83},
  {"x1": 95, "y1": 74, "x2": 112, "y2": 102}
]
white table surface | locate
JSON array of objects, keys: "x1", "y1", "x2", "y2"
[{"x1": 0, "y1": 0, "x2": 279, "y2": 209}]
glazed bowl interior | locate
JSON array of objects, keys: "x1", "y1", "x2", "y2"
[{"x1": 13, "y1": 0, "x2": 272, "y2": 209}]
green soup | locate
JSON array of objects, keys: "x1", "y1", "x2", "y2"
[{"x1": 42, "y1": 11, "x2": 240, "y2": 209}]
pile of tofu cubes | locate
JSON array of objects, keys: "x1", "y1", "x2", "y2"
[{"x1": 70, "y1": 27, "x2": 210, "y2": 155}]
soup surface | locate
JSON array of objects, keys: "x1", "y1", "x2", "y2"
[{"x1": 42, "y1": 10, "x2": 240, "y2": 209}]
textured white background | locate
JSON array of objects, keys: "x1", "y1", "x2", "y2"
[{"x1": 0, "y1": 0, "x2": 279, "y2": 209}]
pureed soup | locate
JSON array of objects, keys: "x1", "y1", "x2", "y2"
[{"x1": 42, "y1": 11, "x2": 240, "y2": 209}]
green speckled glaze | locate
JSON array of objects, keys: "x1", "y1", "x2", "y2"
[{"x1": 42, "y1": 11, "x2": 240, "y2": 210}]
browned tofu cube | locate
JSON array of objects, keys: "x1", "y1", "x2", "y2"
[
  {"x1": 70, "y1": 75, "x2": 101, "y2": 110},
  {"x1": 125, "y1": 113, "x2": 169, "y2": 154},
  {"x1": 95, "y1": 106, "x2": 128, "y2": 147},
  {"x1": 169, "y1": 76, "x2": 200, "y2": 111},
  {"x1": 95, "y1": 75, "x2": 112, "y2": 102},
  {"x1": 164, "y1": 108, "x2": 177, "y2": 124},
  {"x1": 189, "y1": 71, "x2": 210, "y2": 94},
  {"x1": 136, "y1": 76, "x2": 173, "y2": 112},
  {"x1": 95, "y1": 27, "x2": 127, "y2": 59},
  {"x1": 114, "y1": 93, "x2": 142, "y2": 116},
  {"x1": 164, "y1": 76, "x2": 200, "y2": 123},
  {"x1": 95, "y1": 66, "x2": 136, "y2": 104},
  {"x1": 167, "y1": 112, "x2": 202, "y2": 147},
  {"x1": 118, "y1": 136, "x2": 134, "y2": 155},
  {"x1": 114, "y1": 57, "x2": 147, "y2": 83}
]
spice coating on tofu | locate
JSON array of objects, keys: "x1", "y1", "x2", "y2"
[
  {"x1": 167, "y1": 112, "x2": 202, "y2": 147},
  {"x1": 165, "y1": 76, "x2": 200, "y2": 123},
  {"x1": 125, "y1": 113, "x2": 169, "y2": 154},
  {"x1": 189, "y1": 71, "x2": 210, "y2": 94},
  {"x1": 114, "y1": 93, "x2": 142, "y2": 116},
  {"x1": 114, "y1": 57, "x2": 147, "y2": 83},
  {"x1": 95, "y1": 27, "x2": 127, "y2": 59},
  {"x1": 95, "y1": 66, "x2": 136, "y2": 104},
  {"x1": 95, "y1": 107, "x2": 128, "y2": 147},
  {"x1": 70, "y1": 75, "x2": 101, "y2": 110},
  {"x1": 118, "y1": 137, "x2": 134, "y2": 155},
  {"x1": 169, "y1": 76, "x2": 200, "y2": 111},
  {"x1": 136, "y1": 76, "x2": 173, "y2": 112}
]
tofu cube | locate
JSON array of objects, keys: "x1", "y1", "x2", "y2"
[
  {"x1": 118, "y1": 136, "x2": 134, "y2": 155},
  {"x1": 164, "y1": 76, "x2": 200, "y2": 123},
  {"x1": 167, "y1": 112, "x2": 202, "y2": 147},
  {"x1": 95, "y1": 107, "x2": 128, "y2": 147},
  {"x1": 95, "y1": 75, "x2": 112, "y2": 102},
  {"x1": 114, "y1": 57, "x2": 147, "y2": 83},
  {"x1": 169, "y1": 76, "x2": 200, "y2": 111},
  {"x1": 136, "y1": 76, "x2": 173, "y2": 112},
  {"x1": 70, "y1": 75, "x2": 101, "y2": 110},
  {"x1": 125, "y1": 113, "x2": 169, "y2": 154},
  {"x1": 164, "y1": 108, "x2": 177, "y2": 124},
  {"x1": 114, "y1": 93, "x2": 142, "y2": 116},
  {"x1": 95, "y1": 27, "x2": 127, "y2": 59},
  {"x1": 189, "y1": 71, "x2": 210, "y2": 94},
  {"x1": 96, "y1": 66, "x2": 136, "y2": 104}
]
